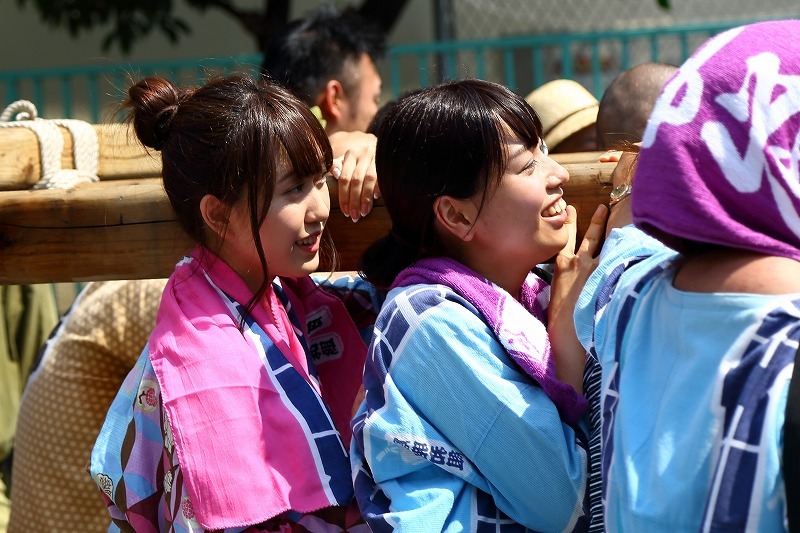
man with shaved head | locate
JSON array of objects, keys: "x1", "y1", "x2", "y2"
[{"x1": 596, "y1": 62, "x2": 678, "y2": 149}]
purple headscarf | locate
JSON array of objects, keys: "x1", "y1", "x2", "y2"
[{"x1": 633, "y1": 20, "x2": 800, "y2": 261}]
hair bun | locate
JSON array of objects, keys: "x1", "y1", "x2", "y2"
[
  {"x1": 153, "y1": 105, "x2": 178, "y2": 150},
  {"x1": 125, "y1": 77, "x2": 185, "y2": 151}
]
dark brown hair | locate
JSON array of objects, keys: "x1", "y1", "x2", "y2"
[
  {"x1": 123, "y1": 74, "x2": 333, "y2": 313},
  {"x1": 360, "y1": 79, "x2": 544, "y2": 291}
]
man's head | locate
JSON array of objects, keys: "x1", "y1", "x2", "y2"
[
  {"x1": 261, "y1": 5, "x2": 385, "y2": 134},
  {"x1": 596, "y1": 62, "x2": 678, "y2": 149}
]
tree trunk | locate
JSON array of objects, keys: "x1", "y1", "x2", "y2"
[
  {"x1": 258, "y1": 0, "x2": 291, "y2": 52},
  {"x1": 354, "y1": 0, "x2": 411, "y2": 35}
]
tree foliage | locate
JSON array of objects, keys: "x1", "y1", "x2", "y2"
[
  {"x1": 17, "y1": 0, "x2": 672, "y2": 55},
  {"x1": 16, "y1": 0, "x2": 409, "y2": 54}
]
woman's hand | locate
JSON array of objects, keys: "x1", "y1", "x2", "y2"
[
  {"x1": 328, "y1": 131, "x2": 380, "y2": 222},
  {"x1": 548, "y1": 204, "x2": 608, "y2": 393}
]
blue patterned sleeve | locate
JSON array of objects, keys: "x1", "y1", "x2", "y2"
[{"x1": 312, "y1": 272, "x2": 384, "y2": 345}]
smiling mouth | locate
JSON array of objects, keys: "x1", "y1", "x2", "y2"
[
  {"x1": 296, "y1": 234, "x2": 320, "y2": 246},
  {"x1": 542, "y1": 198, "x2": 567, "y2": 217}
]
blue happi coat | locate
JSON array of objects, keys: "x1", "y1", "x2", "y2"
[
  {"x1": 575, "y1": 225, "x2": 799, "y2": 532},
  {"x1": 352, "y1": 283, "x2": 590, "y2": 532}
]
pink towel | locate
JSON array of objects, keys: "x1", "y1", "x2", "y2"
[{"x1": 149, "y1": 247, "x2": 366, "y2": 529}]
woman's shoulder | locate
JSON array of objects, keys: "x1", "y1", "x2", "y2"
[
  {"x1": 376, "y1": 283, "x2": 503, "y2": 367},
  {"x1": 384, "y1": 283, "x2": 482, "y2": 322}
]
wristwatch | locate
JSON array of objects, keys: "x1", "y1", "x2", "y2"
[{"x1": 609, "y1": 181, "x2": 632, "y2": 206}]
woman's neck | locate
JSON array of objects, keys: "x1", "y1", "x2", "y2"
[
  {"x1": 439, "y1": 229, "x2": 527, "y2": 298},
  {"x1": 673, "y1": 249, "x2": 800, "y2": 294},
  {"x1": 462, "y1": 258, "x2": 526, "y2": 298}
]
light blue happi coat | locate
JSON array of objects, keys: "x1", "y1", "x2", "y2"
[{"x1": 352, "y1": 283, "x2": 590, "y2": 532}]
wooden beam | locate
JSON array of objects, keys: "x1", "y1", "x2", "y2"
[
  {"x1": 0, "y1": 124, "x2": 160, "y2": 190},
  {"x1": 0, "y1": 180, "x2": 187, "y2": 282},
  {"x1": 0, "y1": 123, "x2": 603, "y2": 190},
  {"x1": 0, "y1": 161, "x2": 614, "y2": 284}
]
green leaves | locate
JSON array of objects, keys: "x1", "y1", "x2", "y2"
[
  {"x1": 17, "y1": 0, "x2": 193, "y2": 53},
  {"x1": 13, "y1": 0, "x2": 408, "y2": 55}
]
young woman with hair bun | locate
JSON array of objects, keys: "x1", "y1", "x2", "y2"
[{"x1": 90, "y1": 74, "x2": 380, "y2": 532}]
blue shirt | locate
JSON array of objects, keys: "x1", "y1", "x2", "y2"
[{"x1": 575, "y1": 225, "x2": 797, "y2": 532}]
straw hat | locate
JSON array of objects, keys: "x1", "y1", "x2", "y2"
[{"x1": 524, "y1": 80, "x2": 599, "y2": 150}]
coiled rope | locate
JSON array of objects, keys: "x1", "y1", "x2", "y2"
[{"x1": 0, "y1": 100, "x2": 99, "y2": 189}]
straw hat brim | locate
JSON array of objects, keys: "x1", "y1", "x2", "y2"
[
  {"x1": 524, "y1": 79, "x2": 599, "y2": 150},
  {"x1": 543, "y1": 105, "x2": 598, "y2": 150}
]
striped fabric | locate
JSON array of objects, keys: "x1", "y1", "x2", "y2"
[
  {"x1": 582, "y1": 256, "x2": 647, "y2": 532},
  {"x1": 237, "y1": 291, "x2": 354, "y2": 507},
  {"x1": 600, "y1": 258, "x2": 799, "y2": 531},
  {"x1": 700, "y1": 301, "x2": 800, "y2": 531},
  {"x1": 598, "y1": 257, "x2": 663, "y2": 507}
]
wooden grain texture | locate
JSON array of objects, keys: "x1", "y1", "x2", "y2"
[
  {"x1": 0, "y1": 160, "x2": 614, "y2": 284},
  {"x1": 0, "y1": 124, "x2": 160, "y2": 190},
  {"x1": 0, "y1": 123, "x2": 615, "y2": 282},
  {"x1": 0, "y1": 123, "x2": 601, "y2": 190}
]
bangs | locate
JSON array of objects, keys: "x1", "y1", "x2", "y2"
[
  {"x1": 275, "y1": 104, "x2": 333, "y2": 179},
  {"x1": 478, "y1": 90, "x2": 543, "y2": 193},
  {"x1": 493, "y1": 93, "x2": 543, "y2": 151}
]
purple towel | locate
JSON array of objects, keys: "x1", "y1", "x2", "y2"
[
  {"x1": 393, "y1": 257, "x2": 588, "y2": 425},
  {"x1": 634, "y1": 19, "x2": 800, "y2": 261}
]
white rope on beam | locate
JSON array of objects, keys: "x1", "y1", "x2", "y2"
[{"x1": 0, "y1": 100, "x2": 99, "y2": 190}]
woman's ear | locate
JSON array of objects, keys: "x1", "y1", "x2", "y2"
[
  {"x1": 433, "y1": 195, "x2": 478, "y2": 242},
  {"x1": 200, "y1": 194, "x2": 232, "y2": 240}
]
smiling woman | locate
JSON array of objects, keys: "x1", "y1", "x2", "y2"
[
  {"x1": 465, "y1": 136, "x2": 571, "y2": 295},
  {"x1": 351, "y1": 79, "x2": 605, "y2": 532},
  {"x1": 87, "y1": 74, "x2": 383, "y2": 532}
]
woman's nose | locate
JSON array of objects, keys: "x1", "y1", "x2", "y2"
[
  {"x1": 548, "y1": 161, "x2": 570, "y2": 188},
  {"x1": 307, "y1": 179, "x2": 330, "y2": 222}
]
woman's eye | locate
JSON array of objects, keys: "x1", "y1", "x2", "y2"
[
  {"x1": 287, "y1": 174, "x2": 326, "y2": 194},
  {"x1": 286, "y1": 182, "x2": 304, "y2": 194},
  {"x1": 522, "y1": 159, "x2": 537, "y2": 173}
]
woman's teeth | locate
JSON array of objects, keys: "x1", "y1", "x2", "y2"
[
  {"x1": 543, "y1": 198, "x2": 567, "y2": 217},
  {"x1": 297, "y1": 235, "x2": 317, "y2": 246}
]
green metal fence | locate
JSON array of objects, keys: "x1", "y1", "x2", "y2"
[
  {"x1": 0, "y1": 56, "x2": 264, "y2": 123},
  {"x1": 1, "y1": 17, "x2": 795, "y2": 123},
  {"x1": 387, "y1": 20, "x2": 723, "y2": 99}
]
